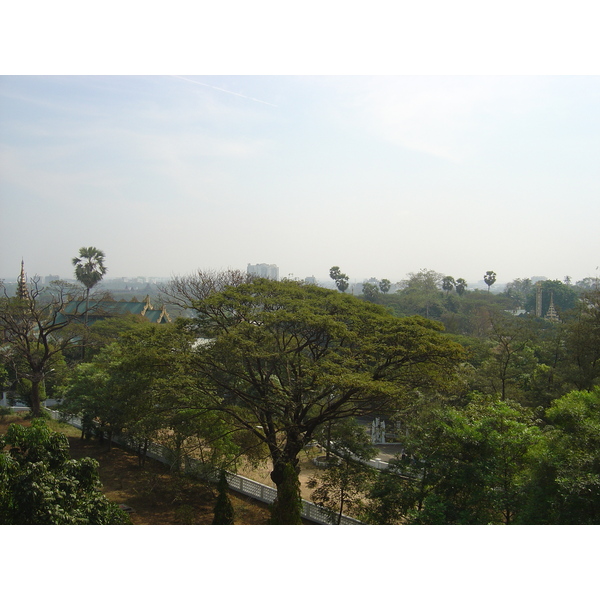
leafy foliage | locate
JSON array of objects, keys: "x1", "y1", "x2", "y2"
[
  {"x1": 366, "y1": 396, "x2": 540, "y2": 524},
  {"x1": 361, "y1": 282, "x2": 380, "y2": 302},
  {"x1": 308, "y1": 419, "x2": 376, "y2": 523},
  {"x1": 560, "y1": 290, "x2": 600, "y2": 391},
  {"x1": 189, "y1": 278, "x2": 466, "y2": 523},
  {"x1": 519, "y1": 388, "x2": 600, "y2": 524},
  {"x1": 63, "y1": 322, "x2": 240, "y2": 471},
  {"x1": 0, "y1": 419, "x2": 129, "y2": 524}
]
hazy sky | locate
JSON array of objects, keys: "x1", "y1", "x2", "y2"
[{"x1": 1, "y1": 74, "x2": 599, "y2": 285}]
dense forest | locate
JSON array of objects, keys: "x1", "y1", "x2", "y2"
[{"x1": 1, "y1": 264, "x2": 599, "y2": 524}]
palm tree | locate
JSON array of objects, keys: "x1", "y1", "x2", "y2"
[
  {"x1": 484, "y1": 270, "x2": 497, "y2": 294},
  {"x1": 379, "y1": 279, "x2": 391, "y2": 294},
  {"x1": 455, "y1": 278, "x2": 468, "y2": 296},
  {"x1": 329, "y1": 266, "x2": 349, "y2": 293},
  {"x1": 72, "y1": 247, "x2": 107, "y2": 355},
  {"x1": 442, "y1": 276, "x2": 455, "y2": 296}
]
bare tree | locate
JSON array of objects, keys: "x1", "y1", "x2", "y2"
[
  {"x1": 0, "y1": 278, "x2": 88, "y2": 416},
  {"x1": 158, "y1": 269, "x2": 254, "y2": 311}
]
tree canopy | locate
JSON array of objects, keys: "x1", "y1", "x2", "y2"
[{"x1": 187, "y1": 278, "x2": 466, "y2": 523}]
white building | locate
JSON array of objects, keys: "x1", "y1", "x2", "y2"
[{"x1": 247, "y1": 263, "x2": 279, "y2": 280}]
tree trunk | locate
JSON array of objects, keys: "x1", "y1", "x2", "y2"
[
  {"x1": 269, "y1": 460, "x2": 303, "y2": 524},
  {"x1": 82, "y1": 288, "x2": 90, "y2": 361},
  {"x1": 138, "y1": 439, "x2": 149, "y2": 468},
  {"x1": 171, "y1": 433, "x2": 183, "y2": 473},
  {"x1": 337, "y1": 490, "x2": 345, "y2": 525},
  {"x1": 30, "y1": 378, "x2": 42, "y2": 418},
  {"x1": 267, "y1": 431, "x2": 305, "y2": 524}
]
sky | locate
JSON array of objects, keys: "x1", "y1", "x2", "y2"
[
  {"x1": 1, "y1": 8, "x2": 600, "y2": 289},
  {"x1": 1, "y1": 75, "x2": 599, "y2": 287}
]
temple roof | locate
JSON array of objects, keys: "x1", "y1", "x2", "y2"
[{"x1": 59, "y1": 295, "x2": 171, "y2": 325}]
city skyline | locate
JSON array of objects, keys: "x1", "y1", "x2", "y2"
[
  {"x1": 2, "y1": 75, "x2": 599, "y2": 286},
  {"x1": 2, "y1": 258, "x2": 597, "y2": 292}
]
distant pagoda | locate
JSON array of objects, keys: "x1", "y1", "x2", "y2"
[
  {"x1": 545, "y1": 292, "x2": 560, "y2": 323},
  {"x1": 16, "y1": 260, "x2": 29, "y2": 300}
]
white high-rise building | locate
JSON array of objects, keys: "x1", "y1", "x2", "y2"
[{"x1": 247, "y1": 263, "x2": 279, "y2": 280}]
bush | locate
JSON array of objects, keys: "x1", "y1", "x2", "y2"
[
  {"x1": 212, "y1": 470, "x2": 235, "y2": 525},
  {"x1": 0, "y1": 419, "x2": 130, "y2": 525},
  {"x1": 0, "y1": 406, "x2": 11, "y2": 422}
]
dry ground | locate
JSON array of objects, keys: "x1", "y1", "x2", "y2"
[
  {"x1": 0, "y1": 414, "x2": 272, "y2": 525},
  {"x1": 236, "y1": 445, "x2": 325, "y2": 500}
]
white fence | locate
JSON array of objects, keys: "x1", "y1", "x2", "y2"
[{"x1": 46, "y1": 409, "x2": 362, "y2": 525}]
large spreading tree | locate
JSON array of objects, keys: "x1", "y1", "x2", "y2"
[
  {"x1": 63, "y1": 322, "x2": 242, "y2": 471},
  {"x1": 186, "y1": 278, "x2": 466, "y2": 524}
]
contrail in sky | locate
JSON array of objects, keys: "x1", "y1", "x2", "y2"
[{"x1": 173, "y1": 75, "x2": 278, "y2": 107}]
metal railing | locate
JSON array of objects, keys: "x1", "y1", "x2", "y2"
[{"x1": 46, "y1": 409, "x2": 362, "y2": 525}]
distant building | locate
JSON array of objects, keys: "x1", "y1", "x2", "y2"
[
  {"x1": 58, "y1": 295, "x2": 172, "y2": 325},
  {"x1": 44, "y1": 275, "x2": 60, "y2": 284},
  {"x1": 247, "y1": 263, "x2": 279, "y2": 280},
  {"x1": 535, "y1": 282, "x2": 562, "y2": 323},
  {"x1": 305, "y1": 276, "x2": 317, "y2": 285}
]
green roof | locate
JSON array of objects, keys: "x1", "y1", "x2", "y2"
[{"x1": 59, "y1": 297, "x2": 171, "y2": 325}]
